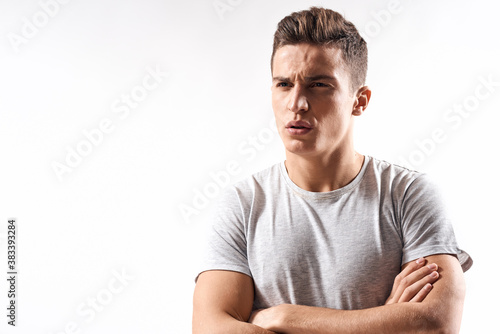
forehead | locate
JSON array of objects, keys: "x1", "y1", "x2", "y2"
[{"x1": 272, "y1": 43, "x2": 346, "y2": 79}]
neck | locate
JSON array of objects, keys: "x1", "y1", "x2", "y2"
[{"x1": 284, "y1": 150, "x2": 365, "y2": 192}]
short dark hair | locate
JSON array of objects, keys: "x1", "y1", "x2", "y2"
[{"x1": 271, "y1": 7, "x2": 368, "y2": 91}]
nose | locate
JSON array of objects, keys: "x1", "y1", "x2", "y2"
[{"x1": 287, "y1": 85, "x2": 308, "y2": 114}]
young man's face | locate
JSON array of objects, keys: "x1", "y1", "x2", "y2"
[{"x1": 271, "y1": 43, "x2": 364, "y2": 159}]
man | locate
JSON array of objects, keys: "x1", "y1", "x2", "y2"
[{"x1": 193, "y1": 7, "x2": 472, "y2": 333}]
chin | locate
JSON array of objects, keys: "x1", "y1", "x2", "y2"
[{"x1": 284, "y1": 140, "x2": 318, "y2": 156}]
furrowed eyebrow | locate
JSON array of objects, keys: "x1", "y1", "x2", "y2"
[
  {"x1": 272, "y1": 75, "x2": 337, "y2": 82},
  {"x1": 304, "y1": 75, "x2": 337, "y2": 82},
  {"x1": 272, "y1": 76, "x2": 290, "y2": 82}
]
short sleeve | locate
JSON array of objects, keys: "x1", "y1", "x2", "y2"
[
  {"x1": 194, "y1": 186, "x2": 252, "y2": 282},
  {"x1": 400, "y1": 174, "x2": 472, "y2": 272}
]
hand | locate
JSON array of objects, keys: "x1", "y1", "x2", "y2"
[
  {"x1": 385, "y1": 257, "x2": 440, "y2": 304},
  {"x1": 249, "y1": 305, "x2": 282, "y2": 332}
]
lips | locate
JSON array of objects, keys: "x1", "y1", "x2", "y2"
[
  {"x1": 286, "y1": 120, "x2": 312, "y2": 129},
  {"x1": 285, "y1": 120, "x2": 313, "y2": 135}
]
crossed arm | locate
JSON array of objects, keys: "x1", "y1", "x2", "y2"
[{"x1": 192, "y1": 254, "x2": 465, "y2": 334}]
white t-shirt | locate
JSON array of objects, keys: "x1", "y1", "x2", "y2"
[{"x1": 197, "y1": 156, "x2": 472, "y2": 310}]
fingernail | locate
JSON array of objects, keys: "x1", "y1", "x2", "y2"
[
  {"x1": 430, "y1": 271, "x2": 439, "y2": 278},
  {"x1": 416, "y1": 257, "x2": 425, "y2": 264},
  {"x1": 427, "y1": 263, "x2": 437, "y2": 270},
  {"x1": 426, "y1": 283, "x2": 433, "y2": 289}
]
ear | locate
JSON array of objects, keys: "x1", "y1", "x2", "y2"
[{"x1": 352, "y1": 86, "x2": 371, "y2": 116}]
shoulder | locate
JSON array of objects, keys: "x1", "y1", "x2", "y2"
[
  {"x1": 216, "y1": 162, "x2": 282, "y2": 207},
  {"x1": 367, "y1": 158, "x2": 451, "y2": 225},
  {"x1": 365, "y1": 156, "x2": 434, "y2": 197},
  {"x1": 368, "y1": 156, "x2": 421, "y2": 182},
  {"x1": 207, "y1": 163, "x2": 282, "y2": 231},
  {"x1": 231, "y1": 162, "x2": 281, "y2": 195}
]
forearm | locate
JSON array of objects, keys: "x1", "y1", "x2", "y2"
[
  {"x1": 193, "y1": 312, "x2": 276, "y2": 334},
  {"x1": 255, "y1": 255, "x2": 465, "y2": 334},
  {"x1": 272, "y1": 302, "x2": 450, "y2": 334}
]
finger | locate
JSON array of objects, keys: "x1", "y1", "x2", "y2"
[
  {"x1": 398, "y1": 257, "x2": 427, "y2": 280},
  {"x1": 403, "y1": 264, "x2": 439, "y2": 288},
  {"x1": 386, "y1": 258, "x2": 426, "y2": 304},
  {"x1": 409, "y1": 283, "x2": 434, "y2": 303},
  {"x1": 394, "y1": 263, "x2": 437, "y2": 303},
  {"x1": 398, "y1": 270, "x2": 439, "y2": 302}
]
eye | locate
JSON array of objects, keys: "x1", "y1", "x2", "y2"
[
  {"x1": 312, "y1": 82, "x2": 327, "y2": 87},
  {"x1": 276, "y1": 82, "x2": 290, "y2": 88}
]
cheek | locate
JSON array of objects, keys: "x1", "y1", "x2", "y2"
[
  {"x1": 271, "y1": 96, "x2": 285, "y2": 121},
  {"x1": 271, "y1": 91, "x2": 284, "y2": 107},
  {"x1": 318, "y1": 96, "x2": 351, "y2": 122},
  {"x1": 316, "y1": 106, "x2": 351, "y2": 136}
]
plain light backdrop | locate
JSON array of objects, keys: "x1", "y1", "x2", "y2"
[{"x1": 0, "y1": 0, "x2": 499, "y2": 333}]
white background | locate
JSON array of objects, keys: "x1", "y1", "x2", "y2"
[{"x1": 0, "y1": 0, "x2": 499, "y2": 333}]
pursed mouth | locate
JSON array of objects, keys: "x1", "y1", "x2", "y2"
[{"x1": 286, "y1": 121, "x2": 313, "y2": 129}]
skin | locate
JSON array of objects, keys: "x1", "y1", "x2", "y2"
[
  {"x1": 193, "y1": 257, "x2": 444, "y2": 334},
  {"x1": 271, "y1": 43, "x2": 369, "y2": 192},
  {"x1": 192, "y1": 43, "x2": 466, "y2": 333},
  {"x1": 248, "y1": 254, "x2": 465, "y2": 334}
]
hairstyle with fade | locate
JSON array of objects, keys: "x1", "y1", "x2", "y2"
[{"x1": 271, "y1": 7, "x2": 368, "y2": 91}]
